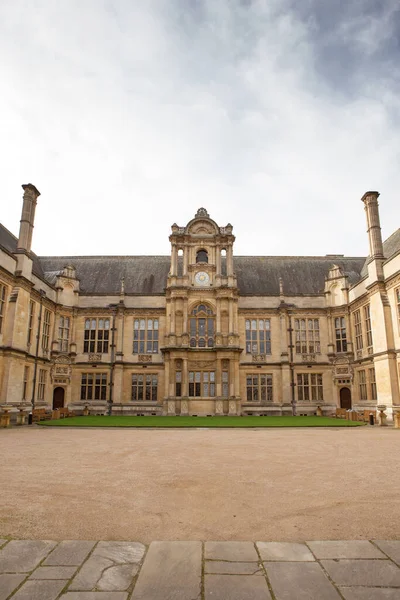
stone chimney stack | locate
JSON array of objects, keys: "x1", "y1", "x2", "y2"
[
  {"x1": 361, "y1": 191, "x2": 384, "y2": 260},
  {"x1": 17, "y1": 183, "x2": 41, "y2": 253}
]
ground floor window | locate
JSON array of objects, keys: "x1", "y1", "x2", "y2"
[
  {"x1": 358, "y1": 370, "x2": 367, "y2": 401},
  {"x1": 132, "y1": 374, "x2": 158, "y2": 401},
  {"x1": 369, "y1": 368, "x2": 377, "y2": 400},
  {"x1": 222, "y1": 370, "x2": 229, "y2": 398},
  {"x1": 189, "y1": 371, "x2": 215, "y2": 397},
  {"x1": 297, "y1": 373, "x2": 323, "y2": 402},
  {"x1": 246, "y1": 374, "x2": 273, "y2": 402},
  {"x1": 81, "y1": 373, "x2": 108, "y2": 401},
  {"x1": 38, "y1": 369, "x2": 47, "y2": 401},
  {"x1": 23, "y1": 366, "x2": 29, "y2": 401}
]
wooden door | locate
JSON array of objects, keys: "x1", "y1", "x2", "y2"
[
  {"x1": 52, "y1": 387, "x2": 65, "y2": 410},
  {"x1": 340, "y1": 387, "x2": 352, "y2": 410}
]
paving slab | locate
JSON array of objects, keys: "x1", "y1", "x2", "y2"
[
  {"x1": 97, "y1": 564, "x2": 139, "y2": 591},
  {"x1": 69, "y1": 556, "x2": 114, "y2": 591},
  {"x1": 131, "y1": 541, "x2": 201, "y2": 600},
  {"x1": 205, "y1": 560, "x2": 262, "y2": 574},
  {"x1": 0, "y1": 540, "x2": 6, "y2": 547},
  {"x1": 257, "y1": 541, "x2": 314, "y2": 561},
  {"x1": 93, "y1": 541, "x2": 145, "y2": 563},
  {"x1": 205, "y1": 573, "x2": 272, "y2": 599},
  {"x1": 205, "y1": 541, "x2": 258, "y2": 561},
  {"x1": 340, "y1": 588, "x2": 400, "y2": 600},
  {"x1": 11, "y1": 579, "x2": 67, "y2": 600},
  {"x1": 0, "y1": 540, "x2": 56, "y2": 573},
  {"x1": 265, "y1": 561, "x2": 341, "y2": 600},
  {"x1": 0, "y1": 573, "x2": 26, "y2": 600},
  {"x1": 307, "y1": 540, "x2": 386, "y2": 559},
  {"x1": 62, "y1": 594, "x2": 128, "y2": 600},
  {"x1": 29, "y1": 566, "x2": 77, "y2": 579},
  {"x1": 374, "y1": 541, "x2": 400, "y2": 565},
  {"x1": 44, "y1": 541, "x2": 96, "y2": 566},
  {"x1": 321, "y1": 559, "x2": 400, "y2": 587}
]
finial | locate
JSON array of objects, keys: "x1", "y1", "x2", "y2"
[{"x1": 195, "y1": 207, "x2": 210, "y2": 218}]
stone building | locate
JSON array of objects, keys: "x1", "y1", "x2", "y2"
[{"x1": 0, "y1": 185, "x2": 399, "y2": 417}]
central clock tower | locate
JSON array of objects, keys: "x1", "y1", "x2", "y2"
[{"x1": 162, "y1": 208, "x2": 241, "y2": 415}]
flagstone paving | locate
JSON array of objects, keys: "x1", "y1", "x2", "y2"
[{"x1": 0, "y1": 539, "x2": 399, "y2": 599}]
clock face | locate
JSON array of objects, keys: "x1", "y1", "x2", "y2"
[{"x1": 195, "y1": 271, "x2": 210, "y2": 286}]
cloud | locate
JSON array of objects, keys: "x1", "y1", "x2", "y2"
[{"x1": 0, "y1": 0, "x2": 399, "y2": 258}]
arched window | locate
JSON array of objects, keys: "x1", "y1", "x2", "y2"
[
  {"x1": 189, "y1": 304, "x2": 215, "y2": 348},
  {"x1": 196, "y1": 249, "x2": 208, "y2": 263}
]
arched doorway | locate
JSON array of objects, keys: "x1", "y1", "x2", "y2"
[
  {"x1": 53, "y1": 387, "x2": 65, "y2": 410},
  {"x1": 340, "y1": 387, "x2": 352, "y2": 410}
]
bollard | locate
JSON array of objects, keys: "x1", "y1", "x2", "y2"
[
  {"x1": 369, "y1": 413, "x2": 375, "y2": 426},
  {"x1": 28, "y1": 412, "x2": 33, "y2": 425},
  {"x1": 394, "y1": 412, "x2": 400, "y2": 429}
]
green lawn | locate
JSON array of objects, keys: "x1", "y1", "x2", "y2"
[{"x1": 39, "y1": 415, "x2": 364, "y2": 428}]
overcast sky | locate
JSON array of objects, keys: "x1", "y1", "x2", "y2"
[{"x1": 0, "y1": 0, "x2": 399, "y2": 258}]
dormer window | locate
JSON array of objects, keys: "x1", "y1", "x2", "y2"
[{"x1": 196, "y1": 249, "x2": 208, "y2": 263}]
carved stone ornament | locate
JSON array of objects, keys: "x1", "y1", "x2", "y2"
[
  {"x1": 195, "y1": 207, "x2": 210, "y2": 218},
  {"x1": 181, "y1": 400, "x2": 189, "y2": 415},
  {"x1": 138, "y1": 355, "x2": 152, "y2": 363},
  {"x1": 51, "y1": 355, "x2": 72, "y2": 383},
  {"x1": 188, "y1": 360, "x2": 215, "y2": 370},
  {"x1": 88, "y1": 353, "x2": 102, "y2": 362},
  {"x1": 302, "y1": 353, "x2": 316, "y2": 363},
  {"x1": 332, "y1": 356, "x2": 354, "y2": 382},
  {"x1": 252, "y1": 354, "x2": 266, "y2": 363},
  {"x1": 215, "y1": 400, "x2": 224, "y2": 415}
]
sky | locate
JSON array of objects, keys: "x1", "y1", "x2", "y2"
[{"x1": 0, "y1": 0, "x2": 399, "y2": 258}]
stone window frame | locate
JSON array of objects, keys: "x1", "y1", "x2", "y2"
[
  {"x1": 27, "y1": 300, "x2": 35, "y2": 346},
  {"x1": 189, "y1": 304, "x2": 215, "y2": 349},
  {"x1": 363, "y1": 305, "x2": 373, "y2": 351},
  {"x1": 0, "y1": 283, "x2": 6, "y2": 334},
  {"x1": 38, "y1": 369, "x2": 47, "y2": 401},
  {"x1": 22, "y1": 365, "x2": 29, "y2": 401},
  {"x1": 353, "y1": 309, "x2": 363, "y2": 351},
  {"x1": 188, "y1": 371, "x2": 216, "y2": 397},
  {"x1": 297, "y1": 373, "x2": 323, "y2": 402},
  {"x1": 245, "y1": 319, "x2": 272, "y2": 355},
  {"x1": 58, "y1": 315, "x2": 70, "y2": 352},
  {"x1": 334, "y1": 316, "x2": 347, "y2": 353},
  {"x1": 396, "y1": 288, "x2": 400, "y2": 333},
  {"x1": 358, "y1": 369, "x2": 367, "y2": 401},
  {"x1": 294, "y1": 318, "x2": 321, "y2": 354},
  {"x1": 133, "y1": 318, "x2": 159, "y2": 354},
  {"x1": 84, "y1": 318, "x2": 110, "y2": 354},
  {"x1": 368, "y1": 367, "x2": 377, "y2": 401},
  {"x1": 41, "y1": 309, "x2": 51, "y2": 352},
  {"x1": 131, "y1": 373, "x2": 158, "y2": 401},
  {"x1": 246, "y1": 373, "x2": 273, "y2": 403},
  {"x1": 80, "y1": 372, "x2": 108, "y2": 401}
]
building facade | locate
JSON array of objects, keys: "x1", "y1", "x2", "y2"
[{"x1": 0, "y1": 185, "x2": 399, "y2": 417}]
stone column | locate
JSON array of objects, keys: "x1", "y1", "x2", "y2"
[
  {"x1": 17, "y1": 184, "x2": 41, "y2": 253},
  {"x1": 228, "y1": 299, "x2": 233, "y2": 333},
  {"x1": 361, "y1": 191, "x2": 384, "y2": 259},
  {"x1": 216, "y1": 246, "x2": 221, "y2": 275},
  {"x1": 227, "y1": 244, "x2": 233, "y2": 275},
  {"x1": 170, "y1": 245, "x2": 177, "y2": 276}
]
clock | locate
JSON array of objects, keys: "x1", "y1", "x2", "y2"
[{"x1": 195, "y1": 271, "x2": 210, "y2": 286}]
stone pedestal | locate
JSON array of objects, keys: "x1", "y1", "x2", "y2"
[
  {"x1": 316, "y1": 406, "x2": 323, "y2": 417},
  {"x1": 228, "y1": 400, "x2": 237, "y2": 416},
  {"x1": 215, "y1": 400, "x2": 224, "y2": 415},
  {"x1": 394, "y1": 411, "x2": 400, "y2": 429},
  {"x1": 377, "y1": 405, "x2": 387, "y2": 426},
  {"x1": 16, "y1": 409, "x2": 27, "y2": 425},
  {"x1": 0, "y1": 407, "x2": 11, "y2": 428}
]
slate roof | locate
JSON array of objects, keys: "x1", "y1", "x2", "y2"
[
  {"x1": 360, "y1": 228, "x2": 400, "y2": 277},
  {"x1": 2, "y1": 221, "x2": 400, "y2": 296},
  {"x1": 0, "y1": 223, "x2": 44, "y2": 278},
  {"x1": 37, "y1": 254, "x2": 366, "y2": 296}
]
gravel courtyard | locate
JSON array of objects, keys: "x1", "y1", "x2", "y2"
[{"x1": 0, "y1": 427, "x2": 399, "y2": 543}]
